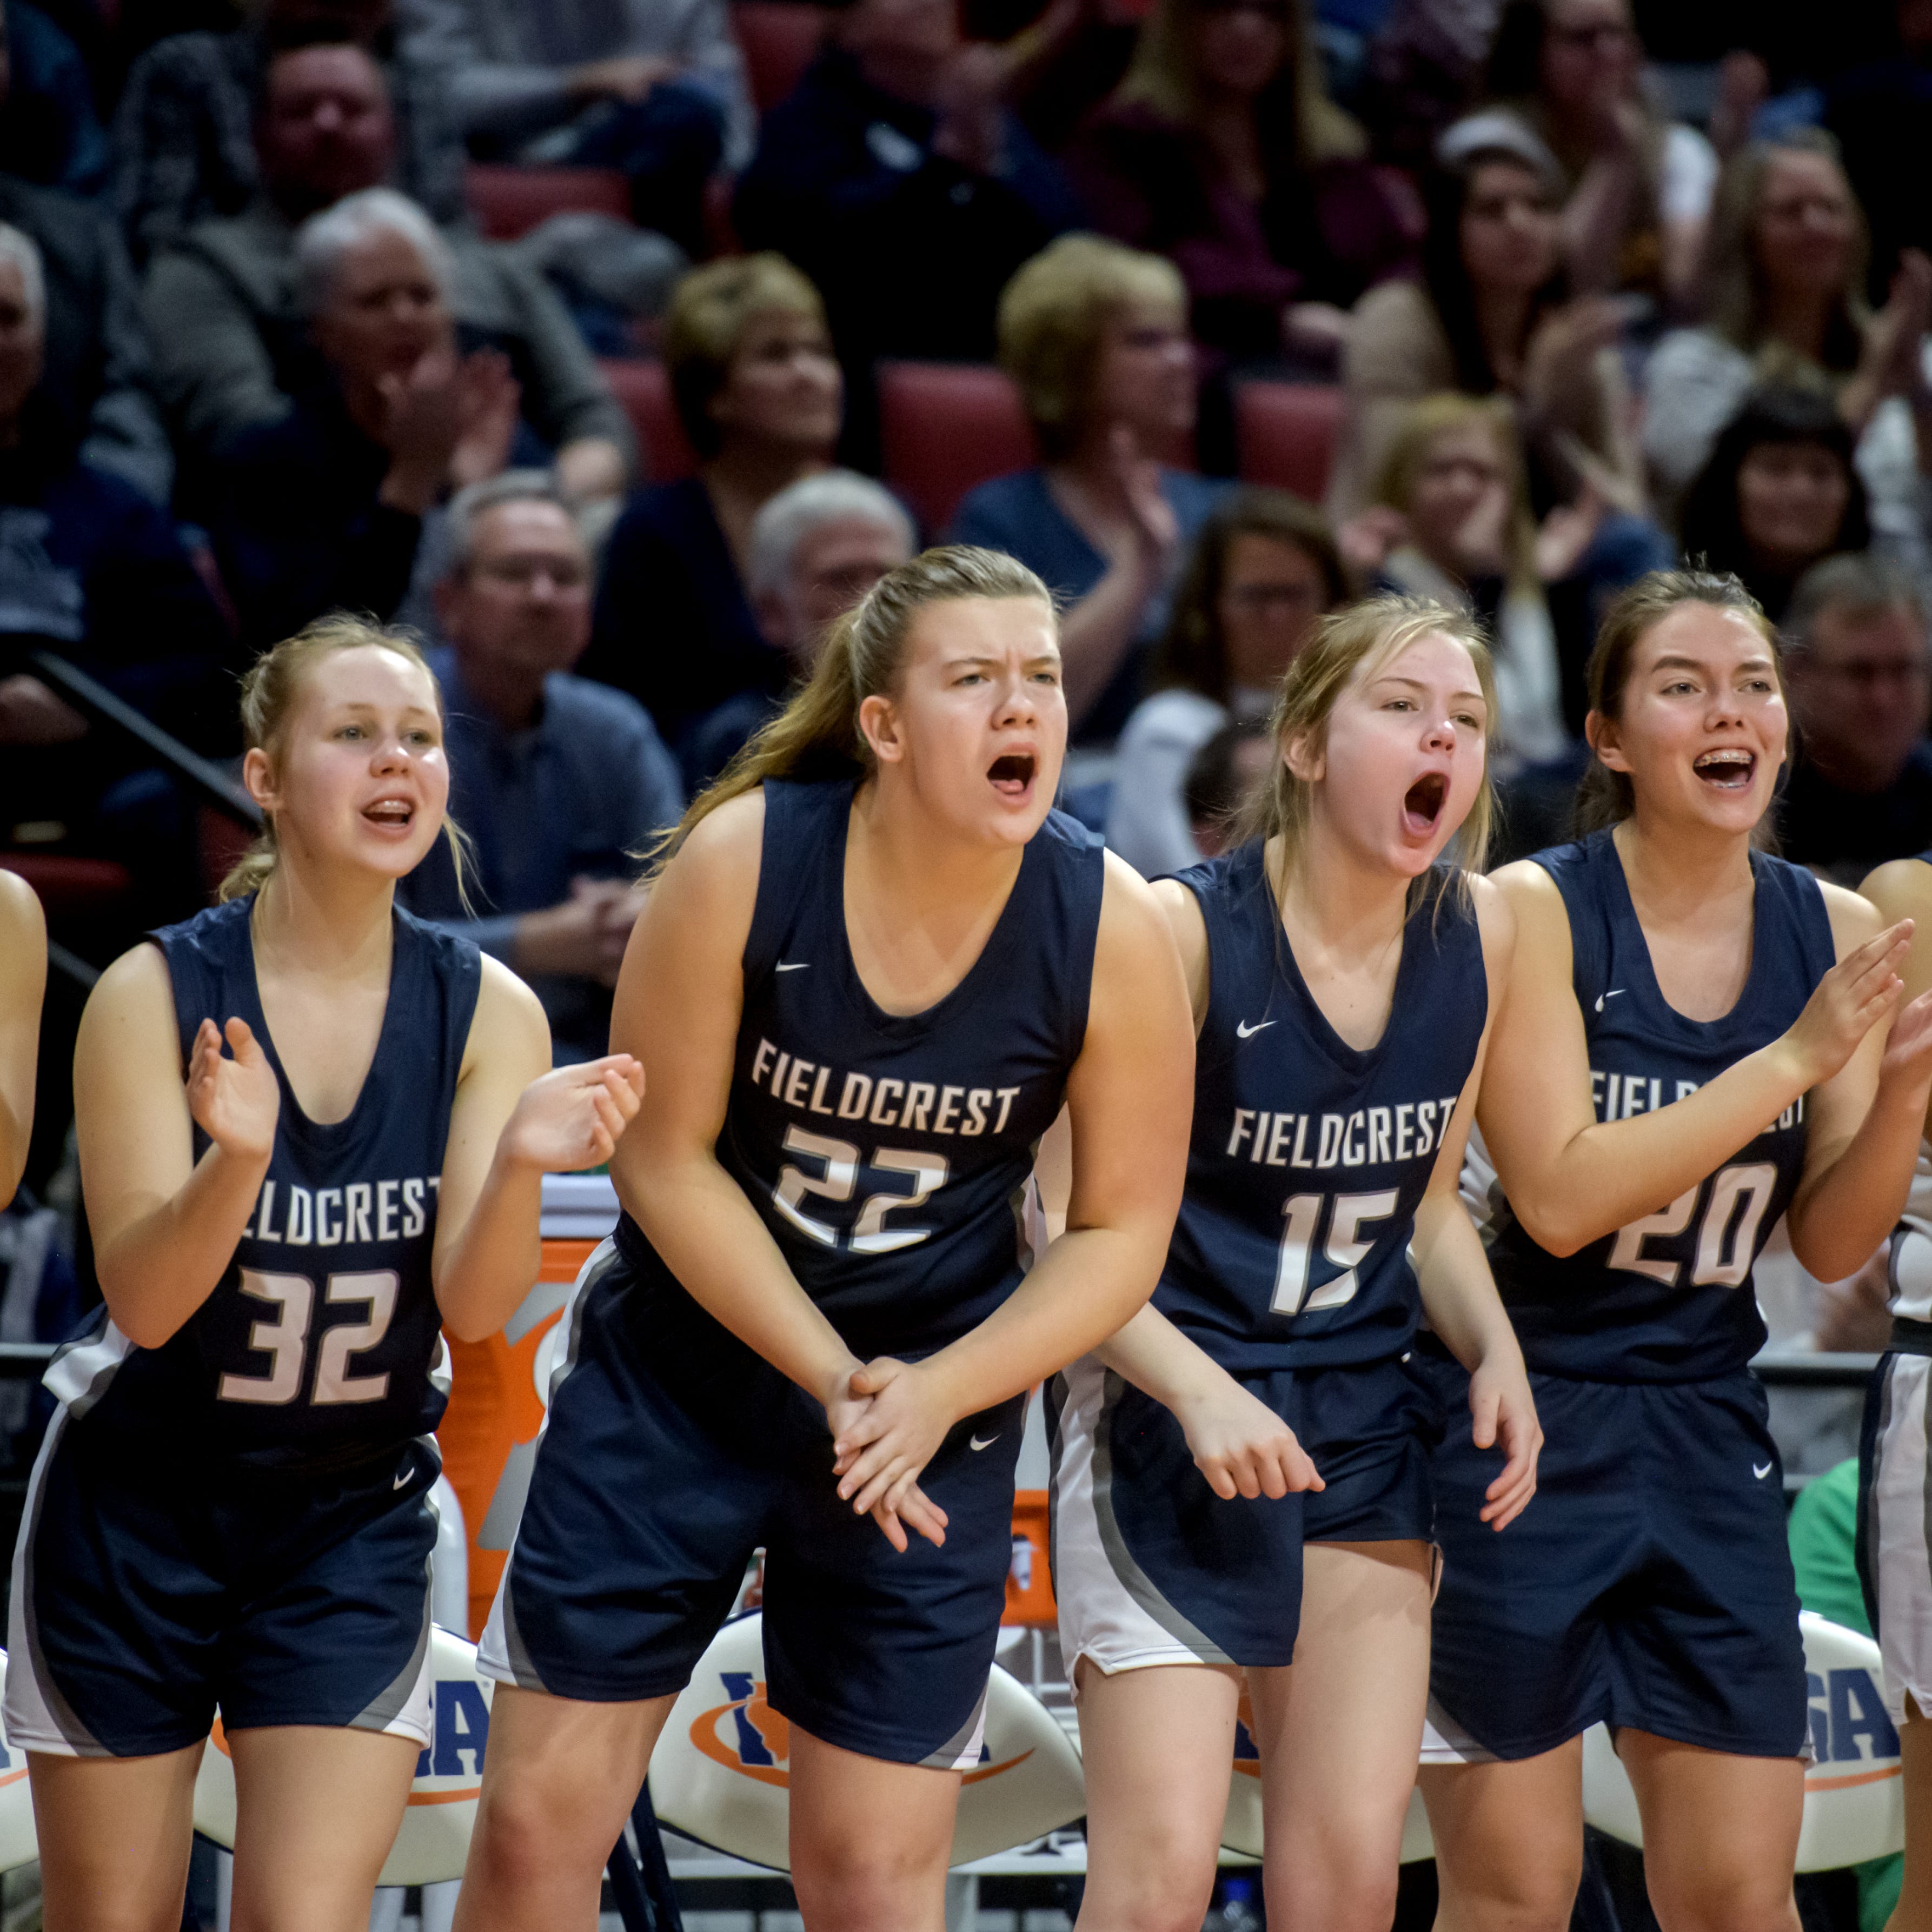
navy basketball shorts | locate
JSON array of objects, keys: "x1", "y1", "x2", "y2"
[
  {"x1": 1857, "y1": 1324, "x2": 1932, "y2": 1725},
  {"x1": 5, "y1": 1410, "x2": 439, "y2": 1758},
  {"x1": 479, "y1": 1241, "x2": 1027, "y2": 1771},
  {"x1": 1047, "y1": 1351, "x2": 1440, "y2": 1678},
  {"x1": 1419, "y1": 1354, "x2": 1807, "y2": 1763}
]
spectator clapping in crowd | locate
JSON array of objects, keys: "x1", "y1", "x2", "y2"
[
  {"x1": 399, "y1": 470, "x2": 681, "y2": 1065},
  {"x1": 683, "y1": 467, "x2": 914, "y2": 790},
  {"x1": 1107, "y1": 488, "x2": 1345, "y2": 878},
  {"x1": 950, "y1": 236, "x2": 1226, "y2": 743},
  {"x1": 393, "y1": 0, "x2": 752, "y2": 262},
  {"x1": 1776, "y1": 554, "x2": 1932, "y2": 883},
  {"x1": 141, "y1": 36, "x2": 633, "y2": 503},
  {"x1": 1063, "y1": 0, "x2": 1415, "y2": 369},
  {"x1": 580, "y1": 255, "x2": 842, "y2": 775}
]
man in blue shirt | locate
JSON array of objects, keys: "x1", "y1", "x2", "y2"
[{"x1": 400, "y1": 469, "x2": 683, "y2": 1061}]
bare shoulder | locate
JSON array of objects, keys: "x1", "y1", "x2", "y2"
[
  {"x1": 464, "y1": 954, "x2": 550, "y2": 1079},
  {"x1": 0, "y1": 870, "x2": 43, "y2": 947},
  {"x1": 1150, "y1": 874, "x2": 1206, "y2": 953},
  {"x1": 1464, "y1": 871, "x2": 1518, "y2": 977},
  {"x1": 1858, "y1": 857, "x2": 1932, "y2": 927},
  {"x1": 78, "y1": 941, "x2": 181, "y2": 1072},
  {"x1": 1817, "y1": 877, "x2": 1885, "y2": 955},
  {"x1": 1096, "y1": 849, "x2": 1177, "y2": 956},
  {"x1": 652, "y1": 789, "x2": 766, "y2": 933}
]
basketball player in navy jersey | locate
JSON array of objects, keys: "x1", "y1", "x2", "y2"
[
  {"x1": 1854, "y1": 851, "x2": 1932, "y2": 1932},
  {"x1": 0, "y1": 867, "x2": 44, "y2": 1210},
  {"x1": 1047, "y1": 596, "x2": 1539, "y2": 1932},
  {"x1": 456, "y1": 547, "x2": 1194, "y2": 1932},
  {"x1": 16, "y1": 616, "x2": 643, "y2": 1932},
  {"x1": 1421, "y1": 571, "x2": 1932, "y2": 1932}
]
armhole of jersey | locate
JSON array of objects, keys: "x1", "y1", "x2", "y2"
[
  {"x1": 1767, "y1": 854, "x2": 1838, "y2": 986},
  {"x1": 1544, "y1": 845, "x2": 1607, "y2": 1014},
  {"x1": 1176, "y1": 866, "x2": 1224, "y2": 1035},
  {"x1": 144, "y1": 924, "x2": 202, "y2": 1071},
  {"x1": 739, "y1": 780, "x2": 807, "y2": 987},
  {"x1": 1060, "y1": 826, "x2": 1107, "y2": 1064}
]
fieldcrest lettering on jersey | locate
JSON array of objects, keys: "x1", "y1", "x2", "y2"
[
  {"x1": 1224, "y1": 1098, "x2": 1461, "y2": 1170},
  {"x1": 749, "y1": 1037, "x2": 1021, "y2": 1139},
  {"x1": 243, "y1": 1176, "x2": 442, "y2": 1245}
]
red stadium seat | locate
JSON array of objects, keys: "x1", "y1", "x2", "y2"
[
  {"x1": 464, "y1": 165, "x2": 632, "y2": 241},
  {"x1": 0, "y1": 854, "x2": 132, "y2": 918},
  {"x1": 1234, "y1": 381, "x2": 1346, "y2": 504},
  {"x1": 732, "y1": 2, "x2": 828, "y2": 112},
  {"x1": 597, "y1": 359, "x2": 700, "y2": 481},
  {"x1": 877, "y1": 361, "x2": 1036, "y2": 536}
]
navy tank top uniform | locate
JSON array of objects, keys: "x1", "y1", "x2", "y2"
[
  {"x1": 1425, "y1": 830, "x2": 1829, "y2": 1764},
  {"x1": 1050, "y1": 841, "x2": 1488, "y2": 1677},
  {"x1": 482, "y1": 778, "x2": 1105, "y2": 1769},
  {"x1": 5, "y1": 897, "x2": 480, "y2": 1758}
]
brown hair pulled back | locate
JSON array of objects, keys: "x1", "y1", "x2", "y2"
[
  {"x1": 220, "y1": 613, "x2": 472, "y2": 904},
  {"x1": 655, "y1": 546, "x2": 1055, "y2": 868},
  {"x1": 1574, "y1": 569, "x2": 1782, "y2": 835}
]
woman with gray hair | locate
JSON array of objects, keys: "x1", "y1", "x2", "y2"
[{"x1": 209, "y1": 187, "x2": 532, "y2": 652}]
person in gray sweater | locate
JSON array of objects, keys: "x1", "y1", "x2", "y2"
[
  {"x1": 140, "y1": 37, "x2": 633, "y2": 506},
  {"x1": 395, "y1": 0, "x2": 753, "y2": 258}
]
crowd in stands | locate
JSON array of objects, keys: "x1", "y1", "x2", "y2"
[{"x1": 2, "y1": 0, "x2": 1932, "y2": 1089}]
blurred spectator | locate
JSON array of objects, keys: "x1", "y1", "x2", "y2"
[
  {"x1": 0, "y1": 1, "x2": 105, "y2": 196},
  {"x1": 141, "y1": 39, "x2": 633, "y2": 501},
  {"x1": 1182, "y1": 715, "x2": 1273, "y2": 857},
  {"x1": 1330, "y1": 123, "x2": 1640, "y2": 522},
  {"x1": 733, "y1": 0, "x2": 1081, "y2": 400},
  {"x1": 1358, "y1": 0, "x2": 1504, "y2": 168},
  {"x1": 400, "y1": 472, "x2": 682, "y2": 1064},
  {"x1": 684, "y1": 468, "x2": 915, "y2": 788},
  {"x1": 1344, "y1": 392, "x2": 1592, "y2": 762},
  {"x1": 1776, "y1": 553, "x2": 1932, "y2": 884},
  {"x1": 1824, "y1": 0, "x2": 1932, "y2": 300},
  {"x1": 1062, "y1": 0, "x2": 1415, "y2": 366},
  {"x1": 1677, "y1": 387, "x2": 1874, "y2": 623},
  {"x1": 1108, "y1": 488, "x2": 1344, "y2": 877},
  {"x1": 393, "y1": 0, "x2": 751, "y2": 263},
  {"x1": 1643, "y1": 134, "x2": 1932, "y2": 573},
  {"x1": 208, "y1": 189, "x2": 530, "y2": 649},
  {"x1": 0, "y1": 224, "x2": 233, "y2": 917},
  {"x1": 948, "y1": 236, "x2": 1229, "y2": 743},
  {"x1": 112, "y1": 0, "x2": 467, "y2": 269},
  {"x1": 1460, "y1": 0, "x2": 1716, "y2": 310},
  {"x1": 580, "y1": 256, "x2": 843, "y2": 776}
]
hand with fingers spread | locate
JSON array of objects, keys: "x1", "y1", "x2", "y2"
[
  {"x1": 500, "y1": 1055, "x2": 645, "y2": 1174},
  {"x1": 1172, "y1": 1374, "x2": 1323, "y2": 1502},
  {"x1": 1779, "y1": 920, "x2": 1916, "y2": 1089},
  {"x1": 823, "y1": 1358, "x2": 950, "y2": 1553},
  {"x1": 1467, "y1": 1352, "x2": 1541, "y2": 1530},
  {"x1": 186, "y1": 1017, "x2": 280, "y2": 1165}
]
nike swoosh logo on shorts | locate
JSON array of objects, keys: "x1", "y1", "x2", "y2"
[
  {"x1": 970, "y1": 1432, "x2": 1000, "y2": 1451},
  {"x1": 394, "y1": 1469, "x2": 411, "y2": 1490},
  {"x1": 1753, "y1": 1461, "x2": 1773, "y2": 1479},
  {"x1": 775, "y1": 961, "x2": 809, "y2": 972},
  {"x1": 1594, "y1": 989, "x2": 1625, "y2": 1012},
  {"x1": 1236, "y1": 1019, "x2": 1275, "y2": 1039}
]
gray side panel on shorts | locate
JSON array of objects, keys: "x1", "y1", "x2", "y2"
[
  {"x1": 10, "y1": 1412, "x2": 104, "y2": 1752},
  {"x1": 917, "y1": 1676, "x2": 991, "y2": 1771},
  {"x1": 353, "y1": 1572, "x2": 434, "y2": 1735}
]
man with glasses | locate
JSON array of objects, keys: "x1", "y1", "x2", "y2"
[
  {"x1": 399, "y1": 469, "x2": 682, "y2": 1061},
  {"x1": 1777, "y1": 550, "x2": 1932, "y2": 884}
]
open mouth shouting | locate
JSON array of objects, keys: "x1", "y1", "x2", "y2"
[
  {"x1": 362, "y1": 795, "x2": 418, "y2": 834},
  {"x1": 988, "y1": 752, "x2": 1037, "y2": 802},
  {"x1": 1692, "y1": 748, "x2": 1756, "y2": 792},
  {"x1": 1402, "y1": 771, "x2": 1448, "y2": 838}
]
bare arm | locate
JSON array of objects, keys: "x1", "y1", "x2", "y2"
[
  {"x1": 1477, "y1": 861, "x2": 1913, "y2": 1256},
  {"x1": 0, "y1": 873, "x2": 43, "y2": 1209},
  {"x1": 430, "y1": 958, "x2": 643, "y2": 1343},
  {"x1": 834, "y1": 853, "x2": 1197, "y2": 1515},
  {"x1": 1863, "y1": 857, "x2": 1932, "y2": 1141},
  {"x1": 1784, "y1": 881, "x2": 1932, "y2": 1282}
]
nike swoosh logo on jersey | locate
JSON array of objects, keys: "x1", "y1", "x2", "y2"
[
  {"x1": 1753, "y1": 1460, "x2": 1772, "y2": 1479},
  {"x1": 1236, "y1": 1019, "x2": 1276, "y2": 1039},
  {"x1": 1594, "y1": 989, "x2": 1625, "y2": 1012},
  {"x1": 775, "y1": 961, "x2": 809, "y2": 972},
  {"x1": 970, "y1": 1432, "x2": 1000, "y2": 1451}
]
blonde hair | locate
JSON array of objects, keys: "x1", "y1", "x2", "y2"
[
  {"x1": 219, "y1": 614, "x2": 472, "y2": 904},
  {"x1": 1703, "y1": 132, "x2": 1868, "y2": 376},
  {"x1": 997, "y1": 236, "x2": 1187, "y2": 460},
  {"x1": 1116, "y1": 0, "x2": 1363, "y2": 170},
  {"x1": 656, "y1": 546, "x2": 1054, "y2": 866},
  {"x1": 665, "y1": 254, "x2": 828, "y2": 457},
  {"x1": 1235, "y1": 594, "x2": 1497, "y2": 913},
  {"x1": 1374, "y1": 393, "x2": 1536, "y2": 588}
]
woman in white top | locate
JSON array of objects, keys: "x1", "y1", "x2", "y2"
[{"x1": 1107, "y1": 491, "x2": 1346, "y2": 879}]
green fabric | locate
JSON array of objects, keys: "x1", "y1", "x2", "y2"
[{"x1": 1788, "y1": 1458, "x2": 1902, "y2": 1932}]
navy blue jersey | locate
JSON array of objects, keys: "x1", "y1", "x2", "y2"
[
  {"x1": 1479, "y1": 831, "x2": 1834, "y2": 1383},
  {"x1": 1156, "y1": 841, "x2": 1489, "y2": 1372},
  {"x1": 615, "y1": 778, "x2": 1105, "y2": 1360},
  {"x1": 54, "y1": 897, "x2": 480, "y2": 1470}
]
